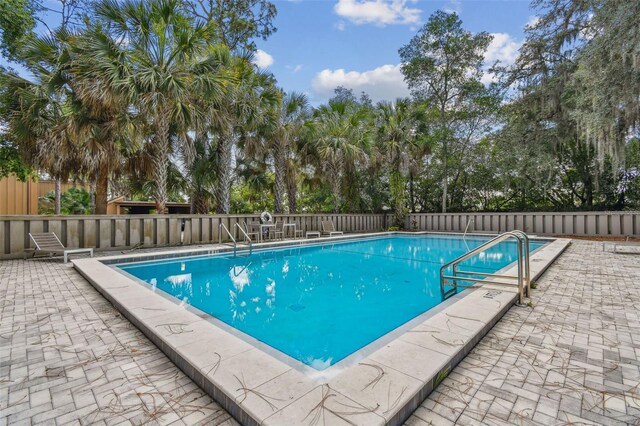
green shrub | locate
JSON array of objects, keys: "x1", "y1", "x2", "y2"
[{"x1": 39, "y1": 188, "x2": 92, "y2": 215}]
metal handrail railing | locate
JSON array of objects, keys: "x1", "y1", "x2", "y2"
[
  {"x1": 219, "y1": 223, "x2": 237, "y2": 256},
  {"x1": 509, "y1": 229, "x2": 530, "y2": 296},
  {"x1": 440, "y1": 231, "x2": 530, "y2": 305},
  {"x1": 463, "y1": 218, "x2": 475, "y2": 239},
  {"x1": 234, "y1": 223, "x2": 253, "y2": 255}
]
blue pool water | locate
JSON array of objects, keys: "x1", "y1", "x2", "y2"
[{"x1": 117, "y1": 234, "x2": 545, "y2": 370}]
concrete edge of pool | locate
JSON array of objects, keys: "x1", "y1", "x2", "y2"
[{"x1": 72, "y1": 232, "x2": 571, "y2": 426}]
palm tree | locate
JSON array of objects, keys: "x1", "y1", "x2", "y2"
[
  {"x1": 263, "y1": 90, "x2": 309, "y2": 213},
  {"x1": 0, "y1": 29, "x2": 85, "y2": 215},
  {"x1": 284, "y1": 138, "x2": 308, "y2": 214},
  {"x1": 1, "y1": 26, "x2": 138, "y2": 216},
  {"x1": 376, "y1": 98, "x2": 428, "y2": 227},
  {"x1": 181, "y1": 131, "x2": 216, "y2": 213},
  {"x1": 311, "y1": 100, "x2": 371, "y2": 213},
  {"x1": 209, "y1": 54, "x2": 278, "y2": 214},
  {"x1": 65, "y1": 34, "x2": 137, "y2": 214},
  {"x1": 90, "y1": 0, "x2": 233, "y2": 214}
]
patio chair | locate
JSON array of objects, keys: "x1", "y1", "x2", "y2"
[
  {"x1": 288, "y1": 221, "x2": 304, "y2": 239},
  {"x1": 321, "y1": 220, "x2": 343, "y2": 237},
  {"x1": 25, "y1": 232, "x2": 93, "y2": 263},
  {"x1": 273, "y1": 221, "x2": 285, "y2": 240},
  {"x1": 242, "y1": 222, "x2": 260, "y2": 242}
]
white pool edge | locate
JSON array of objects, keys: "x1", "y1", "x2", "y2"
[{"x1": 73, "y1": 232, "x2": 570, "y2": 426}]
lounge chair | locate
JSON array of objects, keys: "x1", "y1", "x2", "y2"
[
  {"x1": 25, "y1": 232, "x2": 94, "y2": 263},
  {"x1": 321, "y1": 220, "x2": 343, "y2": 237},
  {"x1": 603, "y1": 239, "x2": 640, "y2": 254}
]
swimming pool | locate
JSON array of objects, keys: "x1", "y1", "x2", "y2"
[{"x1": 117, "y1": 234, "x2": 545, "y2": 370}]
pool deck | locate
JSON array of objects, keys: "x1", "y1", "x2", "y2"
[{"x1": 1, "y1": 239, "x2": 640, "y2": 425}]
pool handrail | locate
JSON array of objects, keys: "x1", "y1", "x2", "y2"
[
  {"x1": 234, "y1": 223, "x2": 253, "y2": 255},
  {"x1": 440, "y1": 231, "x2": 530, "y2": 305},
  {"x1": 463, "y1": 218, "x2": 475, "y2": 239},
  {"x1": 218, "y1": 223, "x2": 237, "y2": 256}
]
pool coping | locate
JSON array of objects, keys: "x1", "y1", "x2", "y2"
[{"x1": 73, "y1": 232, "x2": 571, "y2": 426}]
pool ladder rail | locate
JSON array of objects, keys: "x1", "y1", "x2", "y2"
[
  {"x1": 463, "y1": 218, "x2": 475, "y2": 239},
  {"x1": 440, "y1": 230, "x2": 531, "y2": 305},
  {"x1": 218, "y1": 223, "x2": 253, "y2": 257}
]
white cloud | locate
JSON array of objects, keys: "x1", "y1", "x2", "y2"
[
  {"x1": 253, "y1": 49, "x2": 274, "y2": 68},
  {"x1": 286, "y1": 64, "x2": 304, "y2": 73},
  {"x1": 311, "y1": 64, "x2": 409, "y2": 102},
  {"x1": 485, "y1": 33, "x2": 522, "y2": 66},
  {"x1": 525, "y1": 16, "x2": 540, "y2": 29},
  {"x1": 480, "y1": 72, "x2": 498, "y2": 85},
  {"x1": 443, "y1": 0, "x2": 461, "y2": 14},
  {"x1": 335, "y1": 20, "x2": 347, "y2": 31},
  {"x1": 334, "y1": 0, "x2": 421, "y2": 26},
  {"x1": 481, "y1": 33, "x2": 522, "y2": 85}
]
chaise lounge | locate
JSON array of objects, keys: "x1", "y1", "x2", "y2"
[
  {"x1": 321, "y1": 220, "x2": 344, "y2": 237},
  {"x1": 25, "y1": 232, "x2": 94, "y2": 263}
]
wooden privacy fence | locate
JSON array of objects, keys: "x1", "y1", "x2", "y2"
[
  {"x1": 406, "y1": 211, "x2": 640, "y2": 237},
  {"x1": 0, "y1": 213, "x2": 385, "y2": 259},
  {"x1": 0, "y1": 176, "x2": 87, "y2": 215},
  {"x1": 3, "y1": 211, "x2": 639, "y2": 259}
]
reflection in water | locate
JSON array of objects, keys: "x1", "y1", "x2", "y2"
[
  {"x1": 307, "y1": 357, "x2": 333, "y2": 371},
  {"x1": 481, "y1": 252, "x2": 504, "y2": 262},
  {"x1": 229, "y1": 265, "x2": 250, "y2": 291},
  {"x1": 120, "y1": 235, "x2": 545, "y2": 370},
  {"x1": 165, "y1": 273, "x2": 192, "y2": 286}
]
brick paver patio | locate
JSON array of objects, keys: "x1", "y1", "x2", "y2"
[{"x1": 1, "y1": 240, "x2": 639, "y2": 425}]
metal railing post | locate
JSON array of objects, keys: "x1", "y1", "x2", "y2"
[
  {"x1": 516, "y1": 237, "x2": 523, "y2": 305},
  {"x1": 234, "y1": 223, "x2": 253, "y2": 255},
  {"x1": 439, "y1": 230, "x2": 532, "y2": 305},
  {"x1": 218, "y1": 223, "x2": 237, "y2": 256}
]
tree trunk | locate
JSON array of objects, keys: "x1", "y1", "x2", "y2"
[
  {"x1": 286, "y1": 162, "x2": 297, "y2": 213},
  {"x1": 153, "y1": 114, "x2": 170, "y2": 215},
  {"x1": 89, "y1": 180, "x2": 96, "y2": 215},
  {"x1": 326, "y1": 159, "x2": 343, "y2": 213},
  {"x1": 390, "y1": 170, "x2": 407, "y2": 228},
  {"x1": 441, "y1": 140, "x2": 448, "y2": 213},
  {"x1": 344, "y1": 166, "x2": 359, "y2": 213},
  {"x1": 54, "y1": 178, "x2": 61, "y2": 215},
  {"x1": 409, "y1": 172, "x2": 416, "y2": 213},
  {"x1": 331, "y1": 180, "x2": 341, "y2": 213},
  {"x1": 191, "y1": 189, "x2": 210, "y2": 214},
  {"x1": 585, "y1": 175, "x2": 594, "y2": 209},
  {"x1": 273, "y1": 142, "x2": 286, "y2": 213},
  {"x1": 94, "y1": 161, "x2": 109, "y2": 215},
  {"x1": 329, "y1": 172, "x2": 342, "y2": 213},
  {"x1": 215, "y1": 136, "x2": 233, "y2": 214}
]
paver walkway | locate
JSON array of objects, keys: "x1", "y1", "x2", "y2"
[
  {"x1": 407, "y1": 240, "x2": 640, "y2": 426},
  {"x1": 1, "y1": 240, "x2": 639, "y2": 425},
  {"x1": 0, "y1": 257, "x2": 238, "y2": 426}
]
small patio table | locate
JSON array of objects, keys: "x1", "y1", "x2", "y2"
[
  {"x1": 282, "y1": 223, "x2": 298, "y2": 239},
  {"x1": 260, "y1": 223, "x2": 276, "y2": 242}
]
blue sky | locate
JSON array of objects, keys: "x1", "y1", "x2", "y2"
[
  {"x1": 256, "y1": 0, "x2": 537, "y2": 104},
  {"x1": 2, "y1": 0, "x2": 538, "y2": 105}
]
